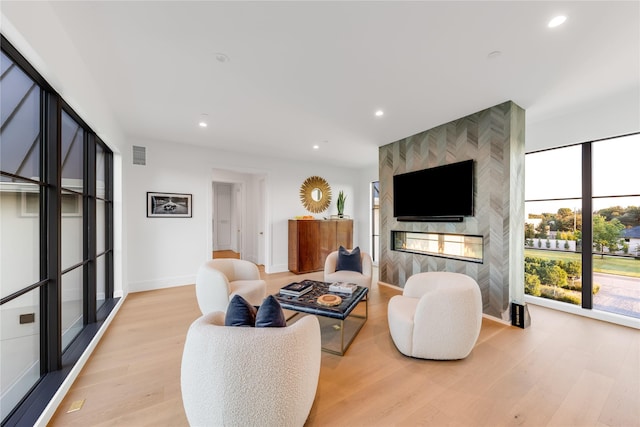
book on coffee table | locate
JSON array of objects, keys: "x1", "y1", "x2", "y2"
[
  {"x1": 329, "y1": 282, "x2": 358, "y2": 294},
  {"x1": 279, "y1": 281, "x2": 314, "y2": 297}
]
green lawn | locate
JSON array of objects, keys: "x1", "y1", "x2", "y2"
[{"x1": 525, "y1": 249, "x2": 640, "y2": 278}]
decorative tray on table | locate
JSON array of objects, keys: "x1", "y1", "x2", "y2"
[{"x1": 317, "y1": 294, "x2": 342, "y2": 306}]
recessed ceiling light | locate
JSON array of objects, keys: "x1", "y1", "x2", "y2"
[
  {"x1": 198, "y1": 114, "x2": 208, "y2": 128},
  {"x1": 215, "y1": 52, "x2": 230, "y2": 63},
  {"x1": 548, "y1": 15, "x2": 567, "y2": 28},
  {"x1": 313, "y1": 144, "x2": 320, "y2": 150},
  {"x1": 199, "y1": 121, "x2": 207, "y2": 128},
  {"x1": 375, "y1": 110, "x2": 384, "y2": 117}
]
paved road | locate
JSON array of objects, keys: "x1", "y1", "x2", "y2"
[{"x1": 592, "y1": 272, "x2": 640, "y2": 318}]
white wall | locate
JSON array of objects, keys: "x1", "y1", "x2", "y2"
[{"x1": 124, "y1": 137, "x2": 365, "y2": 292}]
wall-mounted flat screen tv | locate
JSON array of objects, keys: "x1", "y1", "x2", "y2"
[{"x1": 393, "y1": 159, "x2": 474, "y2": 222}]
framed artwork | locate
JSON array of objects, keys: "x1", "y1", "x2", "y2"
[{"x1": 147, "y1": 192, "x2": 192, "y2": 218}]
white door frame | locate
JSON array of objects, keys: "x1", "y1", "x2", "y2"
[
  {"x1": 257, "y1": 177, "x2": 266, "y2": 267},
  {"x1": 209, "y1": 169, "x2": 268, "y2": 267}
]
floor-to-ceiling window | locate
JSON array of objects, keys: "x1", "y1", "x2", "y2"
[
  {"x1": 0, "y1": 44, "x2": 43, "y2": 423},
  {"x1": 371, "y1": 181, "x2": 379, "y2": 264},
  {"x1": 591, "y1": 134, "x2": 640, "y2": 317},
  {"x1": 60, "y1": 110, "x2": 86, "y2": 350},
  {"x1": 525, "y1": 133, "x2": 640, "y2": 320},
  {"x1": 0, "y1": 36, "x2": 116, "y2": 426}
]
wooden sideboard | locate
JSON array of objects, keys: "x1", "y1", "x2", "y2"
[{"x1": 288, "y1": 219, "x2": 353, "y2": 274}]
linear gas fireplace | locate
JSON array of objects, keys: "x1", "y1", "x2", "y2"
[{"x1": 391, "y1": 230, "x2": 484, "y2": 263}]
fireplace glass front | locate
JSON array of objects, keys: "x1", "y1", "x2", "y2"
[{"x1": 392, "y1": 230, "x2": 483, "y2": 263}]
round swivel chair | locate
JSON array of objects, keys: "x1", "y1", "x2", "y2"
[
  {"x1": 387, "y1": 271, "x2": 482, "y2": 360},
  {"x1": 181, "y1": 311, "x2": 321, "y2": 426}
]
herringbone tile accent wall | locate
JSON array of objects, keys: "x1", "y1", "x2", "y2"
[{"x1": 379, "y1": 101, "x2": 525, "y2": 319}]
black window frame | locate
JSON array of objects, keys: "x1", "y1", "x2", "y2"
[
  {"x1": 525, "y1": 132, "x2": 640, "y2": 314},
  {"x1": 1, "y1": 34, "x2": 117, "y2": 427},
  {"x1": 371, "y1": 181, "x2": 380, "y2": 263}
]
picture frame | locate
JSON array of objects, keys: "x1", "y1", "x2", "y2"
[{"x1": 147, "y1": 192, "x2": 192, "y2": 218}]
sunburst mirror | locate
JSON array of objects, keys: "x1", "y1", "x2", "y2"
[{"x1": 300, "y1": 176, "x2": 332, "y2": 213}]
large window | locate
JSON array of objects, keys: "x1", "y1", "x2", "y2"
[
  {"x1": 371, "y1": 181, "x2": 379, "y2": 264},
  {"x1": 0, "y1": 36, "x2": 116, "y2": 426},
  {"x1": 525, "y1": 134, "x2": 640, "y2": 320},
  {"x1": 592, "y1": 135, "x2": 640, "y2": 317}
]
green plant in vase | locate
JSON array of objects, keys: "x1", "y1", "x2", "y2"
[{"x1": 337, "y1": 190, "x2": 346, "y2": 218}]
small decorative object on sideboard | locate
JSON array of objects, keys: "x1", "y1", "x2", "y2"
[
  {"x1": 279, "y1": 280, "x2": 314, "y2": 297},
  {"x1": 329, "y1": 282, "x2": 357, "y2": 294},
  {"x1": 336, "y1": 190, "x2": 346, "y2": 218}
]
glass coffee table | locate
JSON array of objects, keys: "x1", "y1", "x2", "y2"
[{"x1": 275, "y1": 280, "x2": 368, "y2": 356}]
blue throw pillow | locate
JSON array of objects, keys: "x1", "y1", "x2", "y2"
[
  {"x1": 336, "y1": 246, "x2": 362, "y2": 273},
  {"x1": 224, "y1": 295, "x2": 257, "y2": 327},
  {"x1": 255, "y1": 295, "x2": 287, "y2": 328}
]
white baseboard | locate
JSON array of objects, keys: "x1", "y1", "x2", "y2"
[
  {"x1": 377, "y1": 280, "x2": 402, "y2": 291},
  {"x1": 266, "y1": 263, "x2": 289, "y2": 274},
  {"x1": 525, "y1": 295, "x2": 640, "y2": 329},
  {"x1": 128, "y1": 275, "x2": 196, "y2": 293}
]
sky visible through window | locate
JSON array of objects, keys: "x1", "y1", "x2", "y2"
[{"x1": 525, "y1": 133, "x2": 639, "y2": 218}]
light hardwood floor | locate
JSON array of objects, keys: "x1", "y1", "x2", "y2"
[
  {"x1": 212, "y1": 250, "x2": 240, "y2": 259},
  {"x1": 48, "y1": 269, "x2": 640, "y2": 426}
]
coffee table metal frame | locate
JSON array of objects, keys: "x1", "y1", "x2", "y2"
[{"x1": 276, "y1": 280, "x2": 368, "y2": 356}]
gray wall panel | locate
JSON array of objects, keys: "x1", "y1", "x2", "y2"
[{"x1": 379, "y1": 101, "x2": 525, "y2": 320}]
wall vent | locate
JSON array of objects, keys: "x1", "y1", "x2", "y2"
[{"x1": 132, "y1": 145, "x2": 146, "y2": 165}]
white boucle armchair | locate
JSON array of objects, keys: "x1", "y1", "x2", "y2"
[
  {"x1": 195, "y1": 258, "x2": 267, "y2": 314},
  {"x1": 323, "y1": 250, "x2": 373, "y2": 289},
  {"x1": 181, "y1": 311, "x2": 321, "y2": 427},
  {"x1": 387, "y1": 271, "x2": 482, "y2": 360}
]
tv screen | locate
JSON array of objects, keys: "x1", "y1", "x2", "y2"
[{"x1": 393, "y1": 159, "x2": 474, "y2": 221}]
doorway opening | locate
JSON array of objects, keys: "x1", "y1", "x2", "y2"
[{"x1": 211, "y1": 169, "x2": 267, "y2": 269}]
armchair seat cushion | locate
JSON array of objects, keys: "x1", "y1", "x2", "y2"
[
  {"x1": 196, "y1": 259, "x2": 267, "y2": 315},
  {"x1": 229, "y1": 280, "x2": 267, "y2": 306},
  {"x1": 325, "y1": 270, "x2": 371, "y2": 290}
]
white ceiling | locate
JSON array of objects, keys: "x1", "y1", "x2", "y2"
[{"x1": 43, "y1": 1, "x2": 639, "y2": 168}]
